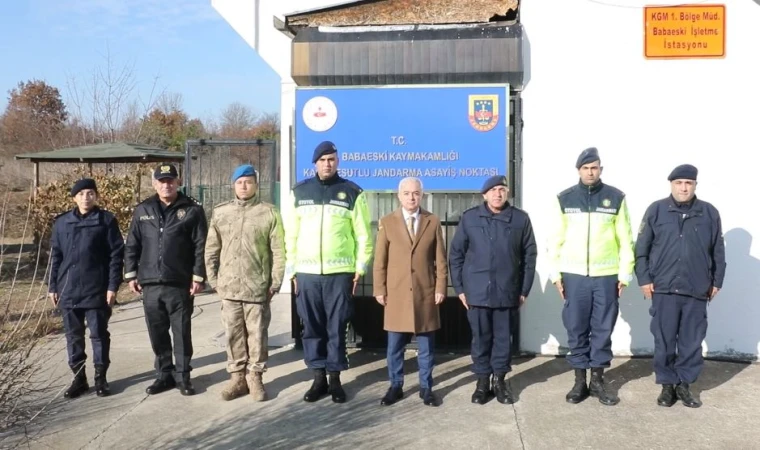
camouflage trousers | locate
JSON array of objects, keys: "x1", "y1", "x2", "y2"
[{"x1": 221, "y1": 299, "x2": 271, "y2": 373}]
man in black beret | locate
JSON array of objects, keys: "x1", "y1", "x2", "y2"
[
  {"x1": 547, "y1": 147, "x2": 635, "y2": 406},
  {"x1": 635, "y1": 164, "x2": 725, "y2": 408},
  {"x1": 449, "y1": 175, "x2": 537, "y2": 405},
  {"x1": 49, "y1": 178, "x2": 124, "y2": 398}
]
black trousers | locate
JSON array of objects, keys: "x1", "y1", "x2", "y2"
[
  {"x1": 142, "y1": 284, "x2": 194, "y2": 381},
  {"x1": 61, "y1": 307, "x2": 112, "y2": 370},
  {"x1": 650, "y1": 293, "x2": 708, "y2": 385},
  {"x1": 467, "y1": 306, "x2": 515, "y2": 376},
  {"x1": 295, "y1": 273, "x2": 354, "y2": 372}
]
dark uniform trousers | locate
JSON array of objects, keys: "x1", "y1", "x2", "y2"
[
  {"x1": 650, "y1": 293, "x2": 708, "y2": 385},
  {"x1": 468, "y1": 306, "x2": 515, "y2": 375},
  {"x1": 142, "y1": 284, "x2": 194, "y2": 381},
  {"x1": 62, "y1": 307, "x2": 112, "y2": 369},
  {"x1": 562, "y1": 273, "x2": 619, "y2": 369},
  {"x1": 295, "y1": 273, "x2": 354, "y2": 372}
]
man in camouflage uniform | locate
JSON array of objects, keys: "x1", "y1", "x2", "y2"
[{"x1": 205, "y1": 164, "x2": 285, "y2": 401}]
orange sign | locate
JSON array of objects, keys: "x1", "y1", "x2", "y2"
[{"x1": 644, "y1": 4, "x2": 725, "y2": 59}]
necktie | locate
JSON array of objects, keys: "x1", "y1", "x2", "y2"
[{"x1": 407, "y1": 216, "x2": 415, "y2": 240}]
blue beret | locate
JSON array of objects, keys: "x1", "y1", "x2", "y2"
[
  {"x1": 71, "y1": 178, "x2": 97, "y2": 197},
  {"x1": 231, "y1": 164, "x2": 257, "y2": 182},
  {"x1": 481, "y1": 175, "x2": 509, "y2": 194},
  {"x1": 668, "y1": 164, "x2": 698, "y2": 181},
  {"x1": 576, "y1": 147, "x2": 600, "y2": 169},
  {"x1": 312, "y1": 141, "x2": 338, "y2": 163}
]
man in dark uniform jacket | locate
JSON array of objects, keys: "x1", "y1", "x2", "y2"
[
  {"x1": 635, "y1": 164, "x2": 726, "y2": 408},
  {"x1": 449, "y1": 175, "x2": 537, "y2": 405},
  {"x1": 49, "y1": 178, "x2": 124, "y2": 398},
  {"x1": 125, "y1": 163, "x2": 208, "y2": 396}
]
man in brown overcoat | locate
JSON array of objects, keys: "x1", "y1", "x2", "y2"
[{"x1": 373, "y1": 177, "x2": 448, "y2": 407}]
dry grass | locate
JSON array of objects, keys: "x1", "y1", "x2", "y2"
[{"x1": 288, "y1": 0, "x2": 519, "y2": 26}]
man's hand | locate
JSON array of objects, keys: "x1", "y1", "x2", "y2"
[
  {"x1": 376, "y1": 295, "x2": 386, "y2": 306},
  {"x1": 352, "y1": 273, "x2": 361, "y2": 296},
  {"x1": 708, "y1": 287, "x2": 720, "y2": 301},
  {"x1": 128, "y1": 280, "x2": 142, "y2": 294},
  {"x1": 292, "y1": 277, "x2": 298, "y2": 295},
  {"x1": 617, "y1": 281, "x2": 626, "y2": 298},
  {"x1": 268, "y1": 288, "x2": 278, "y2": 301},
  {"x1": 106, "y1": 290, "x2": 117, "y2": 307},
  {"x1": 519, "y1": 295, "x2": 527, "y2": 308},
  {"x1": 458, "y1": 293, "x2": 469, "y2": 310},
  {"x1": 189, "y1": 281, "x2": 204, "y2": 296},
  {"x1": 48, "y1": 293, "x2": 59, "y2": 307},
  {"x1": 435, "y1": 293, "x2": 445, "y2": 305},
  {"x1": 554, "y1": 280, "x2": 565, "y2": 300},
  {"x1": 640, "y1": 283, "x2": 654, "y2": 300}
]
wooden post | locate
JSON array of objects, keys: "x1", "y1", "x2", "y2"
[
  {"x1": 33, "y1": 162, "x2": 39, "y2": 199},
  {"x1": 88, "y1": 163, "x2": 93, "y2": 176}
]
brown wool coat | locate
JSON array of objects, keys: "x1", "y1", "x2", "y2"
[{"x1": 372, "y1": 208, "x2": 448, "y2": 333}]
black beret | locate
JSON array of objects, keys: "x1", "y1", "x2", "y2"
[
  {"x1": 312, "y1": 141, "x2": 338, "y2": 163},
  {"x1": 481, "y1": 175, "x2": 509, "y2": 194},
  {"x1": 154, "y1": 163, "x2": 179, "y2": 180},
  {"x1": 668, "y1": 164, "x2": 698, "y2": 181},
  {"x1": 576, "y1": 147, "x2": 600, "y2": 169},
  {"x1": 71, "y1": 178, "x2": 97, "y2": 197}
]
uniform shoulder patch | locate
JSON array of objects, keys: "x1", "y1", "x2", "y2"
[{"x1": 187, "y1": 195, "x2": 203, "y2": 206}]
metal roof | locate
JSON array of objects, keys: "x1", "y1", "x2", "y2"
[{"x1": 15, "y1": 142, "x2": 187, "y2": 163}]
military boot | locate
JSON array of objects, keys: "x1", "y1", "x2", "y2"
[
  {"x1": 304, "y1": 369, "x2": 329, "y2": 402},
  {"x1": 64, "y1": 365, "x2": 89, "y2": 399},
  {"x1": 471, "y1": 376, "x2": 491, "y2": 405},
  {"x1": 328, "y1": 371, "x2": 346, "y2": 403},
  {"x1": 493, "y1": 373, "x2": 515, "y2": 405},
  {"x1": 565, "y1": 369, "x2": 590, "y2": 404},
  {"x1": 93, "y1": 365, "x2": 111, "y2": 397},
  {"x1": 675, "y1": 382, "x2": 701, "y2": 408},
  {"x1": 247, "y1": 371, "x2": 267, "y2": 402},
  {"x1": 221, "y1": 372, "x2": 249, "y2": 401},
  {"x1": 589, "y1": 367, "x2": 619, "y2": 406},
  {"x1": 657, "y1": 384, "x2": 677, "y2": 407}
]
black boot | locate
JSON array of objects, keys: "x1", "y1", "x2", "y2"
[
  {"x1": 589, "y1": 368, "x2": 619, "y2": 406},
  {"x1": 64, "y1": 365, "x2": 89, "y2": 399},
  {"x1": 303, "y1": 369, "x2": 329, "y2": 402},
  {"x1": 177, "y1": 375, "x2": 196, "y2": 396},
  {"x1": 493, "y1": 373, "x2": 515, "y2": 404},
  {"x1": 566, "y1": 369, "x2": 590, "y2": 404},
  {"x1": 657, "y1": 384, "x2": 676, "y2": 407},
  {"x1": 675, "y1": 382, "x2": 701, "y2": 408},
  {"x1": 94, "y1": 365, "x2": 111, "y2": 397},
  {"x1": 328, "y1": 371, "x2": 346, "y2": 403},
  {"x1": 471, "y1": 376, "x2": 491, "y2": 405}
]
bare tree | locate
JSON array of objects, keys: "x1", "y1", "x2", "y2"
[
  {"x1": 65, "y1": 44, "x2": 164, "y2": 145},
  {"x1": 220, "y1": 102, "x2": 255, "y2": 138}
]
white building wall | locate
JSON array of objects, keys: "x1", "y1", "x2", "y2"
[
  {"x1": 213, "y1": 0, "x2": 760, "y2": 359},
  {"x1": 520, "y1": 0, "x2": 760, "y2": 359}
]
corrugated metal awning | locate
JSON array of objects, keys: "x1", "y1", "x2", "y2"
[{"x1": 291, "y1": 23, "x2": 524, "y2": 88}]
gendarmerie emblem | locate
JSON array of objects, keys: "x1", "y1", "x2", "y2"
[{"x1": 177, "y1": 209, "x2": 186, "y2": 220}]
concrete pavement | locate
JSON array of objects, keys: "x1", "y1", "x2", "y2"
[{"x1": 2, "y1": 292, "x2": 759, "y2": 450}]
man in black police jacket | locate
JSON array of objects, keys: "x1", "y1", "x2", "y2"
[
  {"x1": 635, "y1": 164, "x2": 726, "y2": 408},
  {"x1": 125, "y1": 163, "x2": 208, "y2": 396}
]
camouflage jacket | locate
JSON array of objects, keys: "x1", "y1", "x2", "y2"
[{"x1": 205, "y1": 195, "x2": 285, "y2": 302}]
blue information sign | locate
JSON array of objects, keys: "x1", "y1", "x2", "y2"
[{"x1": 295, "y1": 85, "x2": 509, "y2": 191}]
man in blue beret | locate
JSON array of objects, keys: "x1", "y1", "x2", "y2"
[
  {"x1": 547, "y1": 147, "x2": 634, "y2": 406},
  {"x1": 635, "y1": 164, "x2": 725, "y2": 408},
  {"x1": 205, "y1": 164, "x2": 285, "y2": 402},
  {"x1": 449, "y1": 175, "x2": 537, "y2": 405},
  {"x1": 49, "y1": 178, "x2": 124, "y2": 398}
]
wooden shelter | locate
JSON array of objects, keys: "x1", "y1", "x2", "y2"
[{"x1": 15, "y1": 142, "x2": 188, "y2": 193}]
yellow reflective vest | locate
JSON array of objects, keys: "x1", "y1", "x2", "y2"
[{"x1": 547, "y1": 181, "x2": 635, "y2": 284}]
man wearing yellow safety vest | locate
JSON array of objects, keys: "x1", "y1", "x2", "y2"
[
  {"x1": 547, "y1": 147, "x2": 635, "y2": 406},
  {"x1": 284, "y1": 141, "x2": 373, "y2": 404}
]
